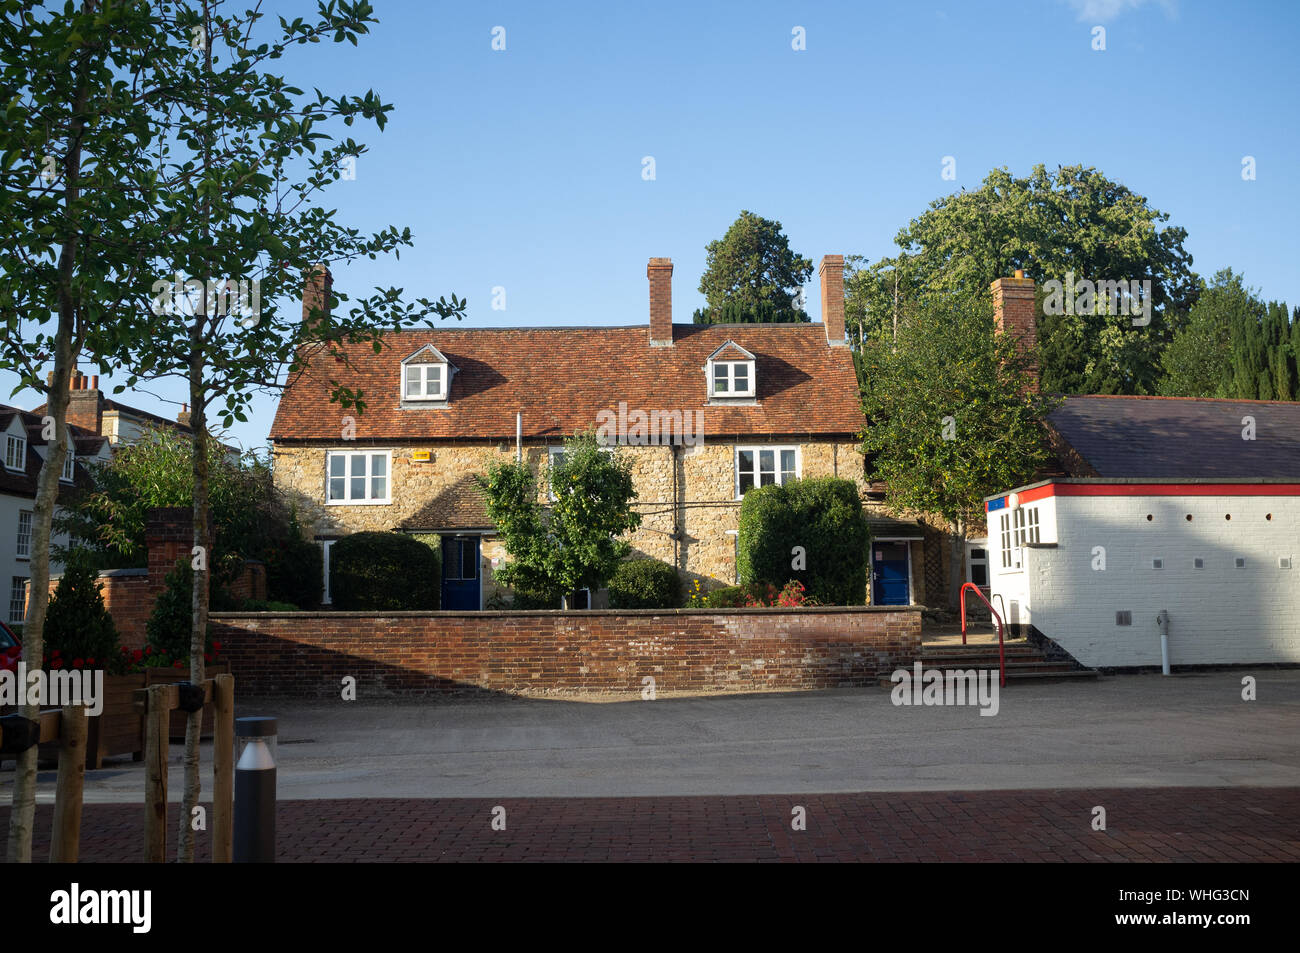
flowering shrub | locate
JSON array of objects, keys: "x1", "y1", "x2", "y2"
[
  {"x1": 684, "y1": 578, "x2": 707, "y2": 608},
  {"x1": 742, "y1": 580, "x2": 817, "y2": 608},
  {"x1": 113, "y1": 640, "x2": 224, "y2": 675}
]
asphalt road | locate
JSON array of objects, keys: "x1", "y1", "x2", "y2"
[{"x1": 4, "y1": 669, "x2": 1297, "y2": 802}]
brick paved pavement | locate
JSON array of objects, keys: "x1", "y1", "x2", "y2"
[{"x1": 3, "y1": 787, "x2": 1296, "y2": 862}]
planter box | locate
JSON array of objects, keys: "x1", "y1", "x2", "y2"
[{"x1": 18, "y1": 662, "x2": 232, "y2": 770}]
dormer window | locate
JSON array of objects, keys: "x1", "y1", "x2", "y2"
[
  {"x1": 401, "y1": 344, "x2": 453, "y2": 402},
  {"x1": 706, "y1": 342, "x2": 756, "y2": 399}
]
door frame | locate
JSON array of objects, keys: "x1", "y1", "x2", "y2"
[
  {"x1": 439, "y1": 533, "x2": 484, "y2": 611},
  {"x1": 871, "y1": 537, "x2": 918, "y2": 606}
]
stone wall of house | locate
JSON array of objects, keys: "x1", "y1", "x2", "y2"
[
  {"x1": 272, "y1": 439, "x2": 868, "y2": 594},
  {"x1": 209, "y1": 604, "x2": 922, "y2": 697}
]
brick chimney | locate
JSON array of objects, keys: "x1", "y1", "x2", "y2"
[
  {"x1": 819, "y1": 254, "x2": 846, "y2": 347},
  {"x1": 65, "y1": 369, "x2": 103, "y2": 434},
  {"x1": 302, "y1": 263, "x2": 333, "y2": 331},
  {"x1": 647, "y1": 257, "x2": 673, "y2": 347},
  {"x1": 177, "y1": 403, "x2": 191, "y2": 428},
  {"x1": 991, "y1": 270, "x2": 1038, "y2": 387}
]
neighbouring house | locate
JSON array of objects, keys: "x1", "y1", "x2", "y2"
[
  {"x1": 0, "y1": 403, "x2": 111, "y2": 626},
  {"x1": 270, "y1": 255, "x2": 935, "y2": 608},
  {"x1": 986, "y1": 382, "x2": 1300, "y2": 668}
]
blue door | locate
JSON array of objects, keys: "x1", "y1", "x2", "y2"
[
  {"x1": 441, "y1": 536, "x2": 480, "y2": 610},
  {"x1": 871, "y1": 542, "x2": 910, "y2": 606}
]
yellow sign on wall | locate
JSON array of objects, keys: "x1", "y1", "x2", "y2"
[{"x1": 411, "y1": 450, "x2": 431, "y2": 462}]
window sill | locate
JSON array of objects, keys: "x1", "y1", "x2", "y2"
[{"x1": 325, "y1": 499, "x2": 392, "y2": 506}]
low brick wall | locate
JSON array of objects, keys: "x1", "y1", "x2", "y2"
[{"x1": 208, "y1": 606, "x2": 922, "y2": 697}]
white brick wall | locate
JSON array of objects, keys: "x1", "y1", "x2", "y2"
[{"x1": 990, "y1": 491, "x2": 1300, "y2": 668}]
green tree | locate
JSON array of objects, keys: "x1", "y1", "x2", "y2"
[
  {"x1": 859, "y1": 290, "x2": 1058, "y2": 609},
  {"x1": 694, "y1": 210, "x2": 812, "y2": 323},
  {"x1": 0, "y1": 0, "x2": 174, "y2": 861},
  {"x1": 847, "y1": 165, "x2": 1197, "y2": 394},
  {"x1": 1159, "y1": 269, "x2": 1260, "y2": 397},
  {"x1": 480, "y1": 431, "x2": 641, "y2": 604},
  {"x1": 1, "y1": 0, "x2": 467, "y2": 863}
]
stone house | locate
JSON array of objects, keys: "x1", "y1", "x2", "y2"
[{"x1": 269, "y1": 255, "x2": 929, "y2": 609}]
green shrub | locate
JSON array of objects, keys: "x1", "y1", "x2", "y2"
[
  {"x1": 239, "y1": 599, "x2": 299, "y2": 612},
  {"x1": 703, "y1": 585, "x2": 745, "y2": 608},
  {"x1": 330, "y1": 532, "x2": 441, "y2": 611},
  {"x1": 608, "y1": 559, "x2": 682, "y2": 609},
  {"x1": 509, "y1": 588, "x2": 560, "y2": 609},
  {"x1": 44, "y1": 550, "x2": 121, "y2": 671},
  {"x1": 736, "y1": 477, "x2": 871, "y2": 605},
  {"x1": 264, "y1": 535, "x2": 323, "y2": 608},
  {"x1": 146, "y1": 560, "x2": 199, "y2": 660}
]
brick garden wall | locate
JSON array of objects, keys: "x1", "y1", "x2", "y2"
[{"x1": 208, "y1": 606, "x2": 921, "y2": 697}]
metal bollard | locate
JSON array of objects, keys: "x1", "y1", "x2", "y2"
[
  {"x1": 234, "y1": 716, "x2": 277, "y2": 863},
  {"x1": 1156, "y1": 609, "x2": 1171, "y2": 676}
]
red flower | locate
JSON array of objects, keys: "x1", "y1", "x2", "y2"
[
  {"x1": 87, "y1": 657, "x2": 95, "y2": 666},
  {"x1": 173, "y1": 661, "x2": 184, "y2": 669},
  {"x1": 72, "y1": 658, "x2": 84, "y2": 669},
  {"x1": 204, "y1": 652, "x2": 212, "y2": 663},
  {"x1": 212, "y1": 641, "x2": 222, "y2": 651},
  {"x1": 144, "y1": 646, "x2": 153, "y2": 655},
  {"x1": 132, "y1": 649, "x2": 143, "y2": 662}
]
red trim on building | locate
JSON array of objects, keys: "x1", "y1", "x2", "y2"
[{"x1": 988, "y1": 482, "x2": 1300, "y2": 510}]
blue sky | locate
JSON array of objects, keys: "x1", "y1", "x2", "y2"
[{"x1": 5, "y1": 0, "x2": 1298, "y2": 452}]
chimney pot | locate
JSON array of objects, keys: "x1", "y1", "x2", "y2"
[
  {"x1": 819, "y1": 254, "x2": 847, "y2": 347},
  {"x1": 647, "y1": 257, "x2": 673, "y2": 347}
]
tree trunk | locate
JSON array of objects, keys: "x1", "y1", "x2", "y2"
[
  {"x1": 176, "y1": 0, "x2": 213, "y2": 864},
  {"x1": 5, "y1": 340, "x2": 75, "y2": 863},
  {"x1": 6, "y1": 28, "x2": 92, "y2": 860},
  {"x1": 177, "y1": 369, "x2": 209, "y2": 862},
  {"x1": 946, "y1": 518, "x2": 967, "y2": 612}
]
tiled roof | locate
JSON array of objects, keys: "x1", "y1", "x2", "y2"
[
  {"x1": 271, "y1": 324, "x2": 864, "y2": 442},
  {"x1": 1048, "y1": 395, "x2": 1300, "y2": 478}
]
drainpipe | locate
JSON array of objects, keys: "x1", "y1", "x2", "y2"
[
  {"x1": 515, "y1": 412, "x2": 522, "y2": 463},
  {"x1": 1156, "y1": 609, "x2": 1170, "y2": 675}
]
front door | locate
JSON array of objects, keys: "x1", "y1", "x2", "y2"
[
  {"x1": 871, "y1": 542, "x2": 910, "y2": 606},
  {"x1": 441, "y1": 536, "x2": 480, "y2": 610}
]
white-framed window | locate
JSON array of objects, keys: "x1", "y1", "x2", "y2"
[
  {"x1": 326, "y1": 450, "x2": 391, "y2": 504},
  {"x1": 60, "y1": 445, "x2": 75, "y2": 482},
  {"x1": 16, "y1": 510, "x2": 32, "y2": 560},
  {"x1": 966, "y1": 540, "x2": 989, "y2": 587},
  {"x1": 999, "y1": 507, "x2": 1039, "y2": 571},
  {"x1": 711, "y1": 360, "x2": 755, "y2": 397},
  {"x1": 403, "y1": 362, "x2": 446, "y2": 401},
  {"x1": 735, "y1": 446, "x2": 798, "y2": 497},
  {"x1": 320, "y1": 540, "x2": 334, "y2": 605},
  {"x1": 9, "y1": 577, "x2": 28, "y2": 624},
  {"x1": 4, "y1": 434, "x2": 25, "y2": 471}
]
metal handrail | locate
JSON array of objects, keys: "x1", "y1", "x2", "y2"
[{"x1": 959, "y1": 582, "x2": 1007, "y2": 688}]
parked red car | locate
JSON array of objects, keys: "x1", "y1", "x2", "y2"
[{"x1": 0, "y1": 621, "x2": 20, "y2": 672}]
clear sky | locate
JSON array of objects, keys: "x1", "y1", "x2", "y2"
[{"x1": 4, "y1": 0, "x2": 1298, "y2": 453}]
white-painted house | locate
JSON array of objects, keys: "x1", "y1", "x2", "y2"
[
  {"x1": 0, "y1": 404, "x2": 111, "y2": 626},
  {"x1": 988, "y1": 394, "x2": 1300, "y2": 669}
]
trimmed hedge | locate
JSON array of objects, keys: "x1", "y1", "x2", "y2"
[
  {"x1": 736, "y1": 477, "x2": 871, "y2": 605},
  {"x1": 608, "y1": 558, "x2": 682, "y2": 609},
  {"x1": 264, "y1": 535, "x2": 324, "y2": 609},
  {"x1": 330, "y1": 532, "x2": 441, "y2": 611}
]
